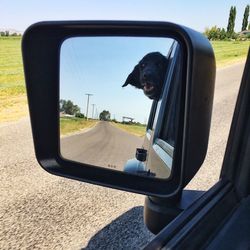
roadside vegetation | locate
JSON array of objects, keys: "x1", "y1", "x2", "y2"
[
  {"x1": 211, "y1": 41, "x2": 249, "y2": 67},
  {"x1": 205, "y1": 5, "x2": 249, "y2": 67},
  {"x1": 0, "y1": 36, "x2": 27, "y2": 122},
  {"x1": 60, "y1": 115, "x2": 146, "y2": 137},
  {"x1": 60, "y1": 117, "x2": 97, "y2": 136},
  {"x1": 112, "y1": 122, "x2": 146, "y2": 137},
  {"x1": 59, "y1": 99, "x2": 98, "y2": 136}
]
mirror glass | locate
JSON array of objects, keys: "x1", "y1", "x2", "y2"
[{"x1": 60, "y1": 36, "x2": 181, "y2": 179}]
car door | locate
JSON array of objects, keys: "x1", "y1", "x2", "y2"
[
  {"x1": 144, "y1": 48, "x2": 250, "y2": 250},
  {"x1": 143, "y1": 41, "x2": 182, "y2": 179}
]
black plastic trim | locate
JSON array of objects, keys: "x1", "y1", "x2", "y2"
[
  {"x1": 144, "y1": 180, "x2": 237, "y2": 249},
  {"x1": 221, "y1": 49, "x2": 250, "y2": 198},
  {"x1": 22, "y1": 21, "x2": 215, "y2": 197}
]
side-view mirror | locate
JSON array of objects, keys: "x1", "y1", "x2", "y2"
[{"x1": 22, "y1": 21, "x2": 215, "y2": 198}]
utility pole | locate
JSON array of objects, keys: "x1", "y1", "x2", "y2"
[
  {"x1": 95, "y1": 107, "x2": 98, "y2": 119},
  {"x1": 91, "y1": 104, "x2": 95, "y2": 119},
  {"x1": 85, "y1": 93, "x2": 93, "y2": 120}
]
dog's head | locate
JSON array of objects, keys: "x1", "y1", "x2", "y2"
[{"x1": 122, "y1": 52, "x2": 168, "y2": 100}]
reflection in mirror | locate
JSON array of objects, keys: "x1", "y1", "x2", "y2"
[{"x1": 60, "y1": 36, "x2": 180, "y2": 179}]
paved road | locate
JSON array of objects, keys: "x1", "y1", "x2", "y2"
[
  {"x1": 0, "y1": 63, "x2": 245, "y2": 249},
  {"x1": 61, "y1": 121, "x2": 144, "y2": 171},
  {"x1": 187, "y1": 63, "x2": 244, "y2": 190}
]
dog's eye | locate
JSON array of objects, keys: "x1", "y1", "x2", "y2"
[{"x1": 141, "y1": 63, "x2": 147, "y2": 69}]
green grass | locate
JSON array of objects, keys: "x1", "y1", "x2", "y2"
[
  {"x1": 0, "y1": 37, "x2": 27, "y2": 122},
  {"x1": 112, "y1": 122, "x2": 146, "y2": 137},
  {"x1": 60, "y1": 117, "x2": 97, "y2": 135},
  {"x1": 211, "y1": 41, "x2": 249, "y2": 67}
]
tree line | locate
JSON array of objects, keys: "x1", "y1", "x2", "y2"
[
  {"x1": 60, "y1": 99, "x2": 83, "y2": 117},
  {"x1": 60, "y1": 99, "x2": 144, "y2": 124},
  {"x1": 204, "y1": 5, "x2": 250, "y2": 40},
  {"x1": 0, "y1": 31, "x2": 22, "y2": 36},
  {"x1": 60, "y1": 99, "x2": 112, "y2": 121}
]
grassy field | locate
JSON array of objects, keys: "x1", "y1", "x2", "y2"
[
  {"x1": 0, "y1": 37, "x2": 27, "y2": 122},
  {"x1": 112, "y1": 122, "x2": 146, "y2": 137},
  {"x1": 211, "y1": 41, "x2": 249, "y2": 67},
  {"x1": 60, "y1": 117, "x2": 97, "y2": 135},
  {"x1": 0, "y1": 37, "x2": 249, "y2": 123},
  {"x1": 60, "y1": 118, "x2": 145, "y2": 137}
]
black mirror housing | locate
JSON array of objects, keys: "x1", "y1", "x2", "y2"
[{"x1": 22, "y1": 21, "x2": 215, "y2": 197}]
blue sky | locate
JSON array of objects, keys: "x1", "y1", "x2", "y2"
[
  {"x1": 60, "y1": 37, "x2": 173, "y2": 122},
  {"x1": 1, "y1": 1, "x2": 249, "y2": 32}
]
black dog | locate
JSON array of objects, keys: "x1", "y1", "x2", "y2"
[{"x1": 122, "y1": 52, "x2": 168, "y2": 100}]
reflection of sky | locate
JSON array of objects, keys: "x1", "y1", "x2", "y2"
[{"x1": 60, "y1": 37, "x2": 173, "y2": 123}]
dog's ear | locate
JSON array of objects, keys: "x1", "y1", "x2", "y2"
[{"x1": 122, "y1": 64, "x2": 141, "y2": 89}]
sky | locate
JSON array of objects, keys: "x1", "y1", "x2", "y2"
[
  {"x1": 60, "y1": 37, "x2": 173, "y2": 122},
  {"x1": 1, "y1": 1, "x2": 250, "y2": 33}
]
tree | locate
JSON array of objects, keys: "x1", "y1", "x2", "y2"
[
  {"x1": 99, "y1": 110, "x2": 111, "y2": 121},
  {"x1": 220, "y1": 28, "x2": 228, "y2": 40},
  {"x1": 60, "y1": 99, "x2": 80, "y2": 115},
  {"x1": 75, "y1": 112, "x2": 85, "y2": 118},
  {"x1": 204, "y1": 26, "x2": 228, "y2": 40},
  {"x1": 242, "y1": 5, "x2": 250, "y2": 31},
  {"x1": 227, "y1": 6, "x2": 236, "y2": 35},
  {"x1": 204, "y1": 26, "x2": 221, "y2": 40}
]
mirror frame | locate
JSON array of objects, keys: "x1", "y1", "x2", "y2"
[{"x1": 22, "y1": 21, "x2": 215, "y2": 197}]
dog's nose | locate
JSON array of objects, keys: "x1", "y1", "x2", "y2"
[{"x1": 143, "y1": 71, "x2": 151, "y2": 81}]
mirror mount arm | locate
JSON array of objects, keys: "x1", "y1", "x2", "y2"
[{"x1": 144, "y1": 190, "x2": 205, "y2": 234}]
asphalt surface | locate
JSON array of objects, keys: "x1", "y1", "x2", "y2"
[
  {"x1": 61, "y1": 121, "x2": 143, "y2": 171},
  {"x1": 0, "y1": 63, "x2": 245, "y2": 249},
  {"x1": 186, "y1": 62, "x2": 244, "y2": 190}
]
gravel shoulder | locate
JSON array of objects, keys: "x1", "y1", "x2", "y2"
[{"x1": 0, "y1": 118, "x2": 153, "y2": 249}]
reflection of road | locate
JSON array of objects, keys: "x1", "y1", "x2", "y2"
[{"x1": 61, "y1": 121, "x2": 144, "y2": 171}]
